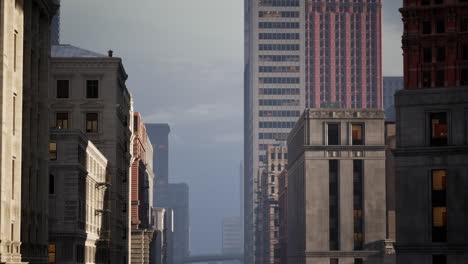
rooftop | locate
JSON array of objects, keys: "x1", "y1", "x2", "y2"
[{"x1": 51, "y1": 44, "x2": 108, "y2": 58}]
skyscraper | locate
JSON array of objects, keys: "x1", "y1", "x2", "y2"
[
  {"x1": 383, "y1": 76, "x2": 403, "y2": 121},
  {"x1": 244, "y1": 1, "x2": 383, "y2": 262},
  {"x1": 395, "y1": 1, "x2": 468, "y2": 263},
  {"x1": 146, "y1": 123, "x2": 170, "y2": 184}
]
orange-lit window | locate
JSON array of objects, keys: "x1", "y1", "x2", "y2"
[
  {"x1": 48, "y1": 244, "x2": 56, "y2": 263},
  {"x1": 430, "y1": 113, "x2": 448, "y2": 146},
  {"x1": 49, "y1": 143, "x2": 57, "y2": 161},
  {"x1": 352, "y1": 124, "x2": 364, "y2": 145},
  {"x1": 432, "y1": 169, "x2": 447, "y2": 242}
]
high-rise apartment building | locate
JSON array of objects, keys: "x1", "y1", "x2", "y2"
[
  {"x1": 50, "y1": 44, "x2": 133, "y2": 264},
  {"x1": 21, "y1": 1, "x2": 58, "y2": 263},
  {"x1": 244, "y1": 0, "x2": 383, "y2": 262},
  {"x1": 383, "y1": 77, "x2": 403, "y2": 121},
  {"x1": 395, "y1": 1, "x2": 468, "y2": 263},
  {"x1": 0, "y1": 1, "x2": 25, "y2": 263}
]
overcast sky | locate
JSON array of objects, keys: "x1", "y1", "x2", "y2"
[{"x1": 61, "y1": 0, "x2": 403, "y2": 255}]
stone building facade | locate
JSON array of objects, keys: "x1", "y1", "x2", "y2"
[
  {"x1": 50, "y1": 44, "x2": 133, "y2": 264},
  {"x1": 255, "y1": 144, "x2": 287, "y2": 264},
  {"x1": 48, "y1": 129, "x2": 108, "y2": 264},
  {"x1": 287, "y1": 109, "x2": 387, "y2": 264},
  {"x1": 21, "y1": 1, "x2": 57, "y2": 263},
  {"x1": 395, "y1": 1, "x2": 468, "y2": 263},
  {"x1": 0, "y1": 1, "x2": 25, "y2": 263},
  {"x1": 277, "y1": 169, "x2": 288, "y2": 264},
  {"x1": 130, "y1": 112, "x2": 155, "y2": 264}
]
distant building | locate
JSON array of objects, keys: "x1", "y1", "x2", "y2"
[
  {"x1": 287, "y1": 109, "x2": 388, "y2": 264},
  {"x1": 146, "y1": 124, "x2": 170, "y2": 184},
  {"x1": 51, "y1": 0, "x2": 61, "y2": 45},
  {"x1": 255, "y1": 144, "x2": 287, "y2": 264},
  {"x1": 395, "y1": 1, "x2": 468, "y2": 264},
  {"x1": 21, "y1": 1, "x2": 58, "y2": 263},
  {"x1": 222, "y1": 217, "x2": 242, "y2": 255},
  {"x1": 50, "y1": 44, "x2": 133, "y2": 264},
  {"x1": 48, "y1": 129, "x2": 108, "y2": 264},
  {"x1": 383, "y1": 77, "x2": 403, "y2": 121},
  {"x1": 131, "y1": 113, "x2": 156, "y2": 264},
  {"x1": 151, "y1": 208, "x2": 174, "y2": 264}
]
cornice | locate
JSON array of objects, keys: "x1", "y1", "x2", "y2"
[
  {"x1": 304, "y1": 108, "x2": 385, "y2": 119},
  {"x1": 393, "y1": 146, "x2": 468, "y2": 157}
]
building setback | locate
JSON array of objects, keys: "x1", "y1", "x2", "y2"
[
  {"x1": 145, "y1": 124, "x2": 170, "y2": 185},
  {"x1": 131, "y1": 113, "x2": 155, "y2": 264},
  {"x1": 287, "y1": 109, "x2": 388, "y2": 264},
  {"x1": 395, "y1": 1, "x2": 468, "y2": 263},
  {"x1": 48, "y1": 130, "x2": 108, "y2": 264},
  {"x1": 383, "y1": 77, "x2": 403, "y2": 121},
  {"x1": 49, "y1": 44, "x2": 133, "y2": 264},
  {"x1": 0, "y1": 0, "x2": 25, "y2": 263},
  {"x1": 21, "y1": 1, "x2": 57, "y2": 263}
]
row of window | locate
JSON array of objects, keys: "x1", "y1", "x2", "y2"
[
  {"x1": 57, "y1": 80, "x2": 99, "y2": 99},
  {"x1": 259, "y1": 44, "x2": 300, "y2": 51},
  {"x1": 259, "y1": 77, "x2": 300, "y2": 84},
  {"x1": 258, "y1": 0, "x2": 299, "y2": 7},
  {"x1": 259, "y1": 66, "x2": 300, "y2": 73},
  {"x1": 259, "y1": 110, "x2": 301, "y2": 117},
  {"x1": 270, "y1": 152, "x2": 287, "y2": 160},
  {"x1": 259, "y1": 22, "x2": 300, "y2": 29},
  {"x1": 259, "y1": 11, "x2": 299, "y2": 18},
  {"x1": 270, "y1": 163, "x2": 284, "y2": 172},
  {"x1": 259, "y1": 121, "x2": 296, "y2": 129},
  {"x1": 259, "y1": 33, "x2": 300, "y2": 40},
  {"x1": 259, "y1": 99, "x2": 300, "y2": 106},
  {"x1": 55, "y1": 112, "x2": 99, "y2": 133},
  {"x1": 422, "y1": 69, "x2": 468, "y2": 88},
  {"x1": 259, "y1": 55, "x2": 300, "y2": 62},
  {"x1": 259, "y1": 133, "x2": 289, "y2": 140},
  {"x1": 327, "y1": 123, "x2": 364, "y2": 145},
  {"x1": 259, "y1": 88, "x2": 300, "y2": 95}
]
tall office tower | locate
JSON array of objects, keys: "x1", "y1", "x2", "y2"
[
  {"x1": 146, "y1": 123, "x2": 170, "y2": 184},
  {"x1": 395, "y1": 1, "x2": 468, "y2": 263},
  {"x1": 0, "y1": 1, "x2": 25, "y2": 263},
  {"x1": 383, "y1": 77, "x2": 403, "y2": 121},
  {"x1": 21, "y1": 1, "x2": 57, "y2": 263},
  {"x1": 305, "y1": 0, "x2": 382, "y2": 108},
  {"x1": 50, "y1": 45, "x2": 133, "y2": 264},
  {"x1": 287, "y1": 109, "x2": 387, "y2": 264},
  {"x1": 244, "y1": 0, "x2": 305, "y2": 261}
]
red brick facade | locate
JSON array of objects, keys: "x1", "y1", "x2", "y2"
[{"x1": 401, "y1": 0, "x2": 468, "y2": 89}]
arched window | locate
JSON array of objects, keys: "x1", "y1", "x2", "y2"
[{"x1": 271, "y1": 164, "x2": 275, "y2": 171}]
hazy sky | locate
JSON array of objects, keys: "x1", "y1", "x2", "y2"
[{"x1": 61, "y1": 0, "x2": 402, "y2": 255}]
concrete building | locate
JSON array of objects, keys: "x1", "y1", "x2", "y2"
[
  {"x1": 48, "y1": 129, "x2": 108, "y2": 264},
  {"x1": 277, "y1": 169, "x2": 288, "y2": 264},
  {"x1": 255, "y1": 144, "x2": 287, "y2": 264},
  {"x1": 151, "y1": 208, "x2": 174, "y2": 264},
  {"x1": 0, "y1": 1, "x2": 26, "y2": 263},
  {"x1": 222, "y1": 217, "x2": 242, "y2": 255},
  {"x1": 146, "y1": 124, "x2": 170, "y2": 184},
  {"x1": 131, "y1": 113, "x2": 155, "y2": 264},
  {"x1": 287, "y1": 109, "x2": 387, "y2": 264},
  {"x1": 49, "y1": 44, "x2": 133, "y2": 264},
  {"x1": 394, "y1": 1, "x2": 468, "y2": 263},
  {"x1": 384, "y1": 122, "x2": 396, "y2": 264},
  {"x1": 383, "y1": 77, "x2": 403, "y2": 121},
  {"x1": 21, "y1": 1, "x2": 58, "y2": 263}
]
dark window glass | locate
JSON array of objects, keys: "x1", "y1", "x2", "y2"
[
  {"x1": 57, "y1": 80, "x2": 69, "y2": 98},
  {"x1": 354, "y1": 259, "x2": 363, "y2": 264},
  {"x1": 56, "y1": 113, "x2": 68, "y2": 129},
  {"x1": 353, "y1": 160, "x2": 364, "y2": 250},
  {"x1": 328, "y1": 124, "x2": 340, "y2": 145},
  {"x1": 329, "y1": 160, "x2": 340, "y2": 251},
  {"x1": 432, "y1": 170, "x2": 447, "y2": 242},
  {"x1": 86, "y1": 113, "x2": 99, "y2": 133},
  {"x1": 463, "y1": 45, "x2": 468, "y2": 60},
  {"x1": 271, "y1": 153, "x2": 275, "y2": 160},
  {"x1": 86, "y1": 80, "x2": 99, "y2": 98},
  {"x1": 271, "y1": 164, "x2": 275, "y2": 171},
  {"x1": 352, "y1": 124, "x2": 364, "y2": 145},
  {"x1": 330, "y1": 258, "x2": 339, "y2": 264},
  {"x1": 435, "y1": 0, "x2": 443, "y2": 3},
  {"x1": 49, "y1": 142, "x2": 57, "y2": 161},
  {"x1": 461, "y1": 17, "x2": 468, "y2": 32},
  {"x1": 423, "y1": 47, "x2": 432, "y2": 63},
  {"x1": 462, "y1": 69, "x2": 468, "y2": 85},
  {"x1": 421, "y1": 0, "x2": 430, "y2": 4},
  {"x1": 436, "y1": 70, "x2": 445, "y2": 87},
  {"x1": 436, "y1": 20, "x2": 445, "y2": 33},
  {"x1": 49, "y1": 174, "x2": 54, "y2": 194},
  {"x1": 433, "y1": 255, "x2": 447, "y2": 264},
  {"x1": 423, "y1": 71, "x2": 432, "y2": 88},
  {"x1": 423, "y1": 21, "x2": 431, "y2": 34},
  {"x1": 436, "y1": 47, "x2": 445, "y2": 62},
  {"x1": 430, "y1": 112, "x2": 448, "y2": 146}
]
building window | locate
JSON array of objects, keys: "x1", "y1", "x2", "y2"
[
  {"x1": 421, "y1": 0, "x2": 430, "y2": 5},
  {"x1": 430, "y1": 112, "x2": 448, "y2": 146},
  {"x1": 49, "y1": 143, "x2": 57, "y2": 161},
  {"x1": 352, "y1": 124, "x2": 364, "y2": 145},
  {"x1": 354, "y1": 259, "x2": 363, "y2": 264},
  {"x1": 57, "y1": 80, "x2": 69, "y2": 98},
  {"x1": 423, "y1": 47, "x2": 432, "y2": 63},
  {"x1": 436, "y1": 47, "x2": 445, "y2": 62},
  {"x1": 14, "y1": 32, "x2": 17, "y2": 71},
  {"x1": 11, "y1": 160, "x2": 15, "y2": 199},
  {"x1": 436, "y1": 20, "x2": 445, "y2": 33},
  {"x1": 56, "y1": 112, "x2": 69, "y2": 129},
  {"x1": 12, "y1": 96, "x2": 16, "y2": 135},
  {"x1": 433, "y1": 255, "x2": 447, "y2": 264},
  {"x1": 271, "y1": 153, "x2": 275, "y2": 160},
  {"x1": 278, "y1": 164, "x2": 282, "y2": 171},
  {"x1": 48, "y1": 244, "x2": 56, "y2": 262},
  {"x1": 463, "y1": 44, "x2": 468, "y2": 61},
  {"x1": 86, "y1": 113, "x2": 99, "y2": 133},
  {"x1": 49, "y1": 174, "x2": 54, "y2": 195},
  {"x1": 330, "y1": 258, "x2": 339, "y2": 264},
  {"x1": 423, "y1": 71, "x2": 432, "y2": 88},
  {"x1": 461, "y1": 17, "x2": 468, "y2": 32},
  {"x1": 328, "y1": 124, "x2": 340, "y2": 145},
  {"x1": 436, "y1": 70, "x2": 445, "y2": 87},
  {"x1": 432, "y1": 170, "x2": 447, "y2": 242},
  {"x1": 271, "y1": 164, "x2": 275, "y2": 171},
  {"x1": 329, "y1": 160, "x2": 340, "y2": 251},
  {"x1": 278, "y1": 153, "x2": 282, "y2": 159},
  {"x1": 86, "y1": 80, "x2": 99, "y2": 98},
  {"x1": 353, "y1": 160, "x2": 364, "y2": 250},
  {"x1": 423, "y1": 21, "x2": 432, "y2": 34}
]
